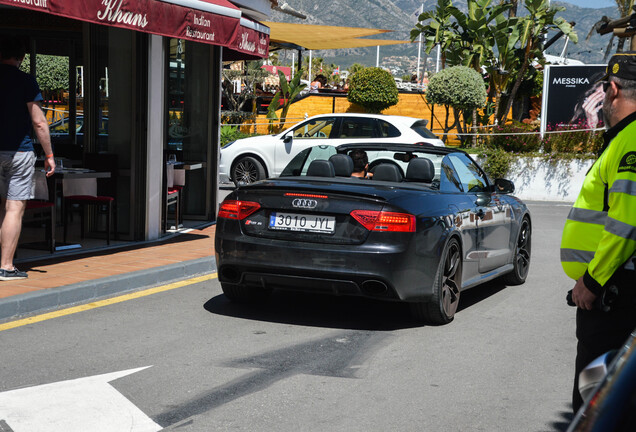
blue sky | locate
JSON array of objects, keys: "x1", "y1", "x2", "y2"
[{"x1": 566, "y1": 0, "x2": 616, "y2": 8}]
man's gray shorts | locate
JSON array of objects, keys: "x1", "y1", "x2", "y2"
[{"x1": 0, "y1": 151, "x2": 37, "y2": 201}]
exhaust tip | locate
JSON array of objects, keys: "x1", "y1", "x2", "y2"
[
  {"x1": 220, "y1": 266, "x2": 241, "y2": 283},
  {"x1": 361, "y1": 280, "x2": 388, "y2": 296}
]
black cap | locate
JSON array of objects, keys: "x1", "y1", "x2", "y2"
[{"x1": 598, "y1": 51, "x2": 636, "y2": 82}]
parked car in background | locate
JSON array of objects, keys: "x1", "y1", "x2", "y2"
[
  {"x1": 219, "y1": 113, "x2": 444, "y2": 185},
  {"x1": 215, "y1": 142, "x2": 531, "y2": 324},
  {"x1": 48, "y1": 115, "x2": 108, "y2": 155}
]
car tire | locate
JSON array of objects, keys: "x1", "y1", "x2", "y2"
[
  {"x1": 221, "y1": 283, "x2": 272, "y2": 303},
  {"x1": 502, "y1": 216, "x2": 531, "y2": 285},
  {"x1": 232, "y1": 156, "x2": 266, "y2": 185},
  {"x1": 410, "y1": 238, "x2": 462, "y2": 325}
]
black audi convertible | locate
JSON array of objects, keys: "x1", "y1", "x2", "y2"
[{"x1": 215, "y1": 143, "x2": 531, "y2": 324}]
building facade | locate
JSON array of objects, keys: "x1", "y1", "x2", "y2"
[{"x1": 0, "y1": 0, "x2": 271, "y2": 247}]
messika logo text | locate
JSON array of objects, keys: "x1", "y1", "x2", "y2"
[
  {"x1": 97, "y1": 0, "x2": 148, "y2": 29},
  {"x1": 553, "y1": 77, "x2": 590, "y2": 85}
]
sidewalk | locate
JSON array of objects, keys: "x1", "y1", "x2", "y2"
[{"x1": 0, "y1": 224, "x2": 217, "y2": 322}]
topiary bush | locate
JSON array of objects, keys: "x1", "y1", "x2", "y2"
[
  {"x1": 425, "y1": 66, "x2": 487, "y2": 145},
  {"x1": 425, "y1": 66, "x2": 486, "y2": 112},
  {"x1": 347, "y1": 67, "x2": 399, "y2": 114}
]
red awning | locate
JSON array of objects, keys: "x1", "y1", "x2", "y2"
[
  {"x1": 0, "y1": 0, "x2": 269, "y2": 57},
  {"x1": 224, "y1": 17, "x2": 270, "y2": 60}
]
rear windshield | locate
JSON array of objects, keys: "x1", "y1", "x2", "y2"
[{"x1": 411, "y1": 120, "x2": 438, "y2": 139}]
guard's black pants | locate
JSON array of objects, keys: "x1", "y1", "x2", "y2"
[{"x1": 573, "y1": 278, "x2": 636, "y2": 413}]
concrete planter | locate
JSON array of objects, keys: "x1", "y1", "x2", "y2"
[{"x1": 478, "y1": 156, "x2": 594, "y2": 202}]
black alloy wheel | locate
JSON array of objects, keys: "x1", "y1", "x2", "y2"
[
  {"x1": 502, "y1": 217, "x2": 531, "y2": 285},
  {"x1": 411, "y1": 238, "x2": 462, "y2": 325},
  {"x1": 232, "y1": 156, "x2": 266, "y2": 185}
]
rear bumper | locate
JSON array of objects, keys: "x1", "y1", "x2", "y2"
[
  {"x1": 218, "y1": 158, "x2": 231, "y2": 183},
  {"x1": 215, "y1": 232, "x2": 440, "y2": 302}
]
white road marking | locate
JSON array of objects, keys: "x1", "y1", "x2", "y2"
[{"x1": 0, "y1": 367, "x2": 161, "y2": 432}]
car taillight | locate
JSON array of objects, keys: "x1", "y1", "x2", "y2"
[
  {"x1": 350, "y1": 210, "x2": 416, "y2": 232},
  {"x1": 218, "y1": 200, "x2": 261, "y2": 220}
]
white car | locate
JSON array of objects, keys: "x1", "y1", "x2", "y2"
[{"x1": 219, "y1": 113, "x2": 444, "y2": 184}]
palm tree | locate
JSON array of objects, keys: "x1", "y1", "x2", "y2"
[
  {"x1": 348, "y1": 63, "x2": 366, "y2": 76},
  {"x1": 266, "y1": 70, "x2": 307, "y2": 133},
  {"x1": 500, "y1": 0, "x2": 576, "y2": 122},
  {"x1": 410, "y1": 0, "x2": 458, "y2": 69},
  {"x1": 587, "y1": 0, "x2": 633, "y2": 59}
]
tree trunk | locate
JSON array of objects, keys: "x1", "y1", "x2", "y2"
[
  {"x1": 501, "y1": 41, "x2": 533, "y2": 123},
  {"x1": 454, "y1": 108, "x2": 464, "y2": 145},
  {"x1": 493, "y1": 90, "x2": 501, "y2": 127},
  {"x1": 472, "y1": 109, "x2": 478, "y2": 148},
  {"x1": 443, "y1": 105, "x2": 450, "y2": 144}
]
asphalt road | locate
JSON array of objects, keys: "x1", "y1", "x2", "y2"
[{"x1": 0, "y1": 202, "x2": 578, "y2": 432}]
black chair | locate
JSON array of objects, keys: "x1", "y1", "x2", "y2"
[
  {"x1": 373, "y1": 164, "x2": 403, "y2": 182},
  {"x1": 23, "y1": 200, "x2": 56, "y2": 253},
  {"x1": 165, "y1": 186, "x2": 180, "y2": 231},
  {"x1": 21, "y1": 171, "x2": 55, "y2": 253},
  {"x1": 405, "y1": 158, "x2": 435, "y2": 184},
  {"x1": 164, "y1": 160, "x2": 182, "y2": 231},
  {"x1": 306, "y1": 160, "x2": 335, "y2": 177},
  {"x1": 329, "y1": 154, "x2": 354, "y2": 177}
]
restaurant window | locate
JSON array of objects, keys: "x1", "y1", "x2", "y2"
[
  {"x1": 18, "y1": 40, "x2": 82, "y2": 160},
  {"x1": 166, "y1": 38, "x2": 212, "y2": 219},
  {"x1": 88, "y1": 25, "x2": 144, "y2": 238}
]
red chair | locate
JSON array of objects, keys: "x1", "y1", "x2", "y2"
[{"x1": 63, "y1": 178, "x2": 115, "y2": 245}]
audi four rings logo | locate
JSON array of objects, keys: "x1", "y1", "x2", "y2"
[{"x1": 292, "y1": 198, "x2": 318, "y2": 209}]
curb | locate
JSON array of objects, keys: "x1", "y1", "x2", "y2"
[{"x1": 0, "y1": 257, "x2": 217, "y2": 323}]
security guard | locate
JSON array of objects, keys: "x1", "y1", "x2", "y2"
[{"x1": 561, "y1": 52, "x2": 636, "y2": 413}]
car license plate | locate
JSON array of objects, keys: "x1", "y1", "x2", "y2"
[{"x1": 269, "y1": 212, "x2": 335, "y2": 234}]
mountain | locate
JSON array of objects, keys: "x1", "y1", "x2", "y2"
[{"x1": 270, "y1": 0, "x2": 621, "y2": 74}]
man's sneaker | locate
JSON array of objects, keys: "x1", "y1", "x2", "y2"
[{"x1": 0, "y1": 268, "x2": 28, "y2": 280}]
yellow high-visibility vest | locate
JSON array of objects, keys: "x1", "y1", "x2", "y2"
[{"x1": 561, "y1": 115, "x2": 636, "y2": 292}]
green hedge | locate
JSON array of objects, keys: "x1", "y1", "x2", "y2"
[{"x1": 347, "y1": 67, "x2": 398, "y2": 114}]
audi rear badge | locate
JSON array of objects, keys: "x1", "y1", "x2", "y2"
[{"x1": 292, "y1": 198, "x2": 318, "y2": 209}]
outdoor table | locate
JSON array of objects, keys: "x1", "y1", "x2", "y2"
[{"x1": 45, "y1": 168, "x2": 111, "y2": 204}]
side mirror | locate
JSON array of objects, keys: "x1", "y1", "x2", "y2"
[
  {"x1": 494, "y1": 178, "x2": 515, "y2": 194},
  {"x1": 283, "y1": 135, "x2": 293, "y2": 144},
  {"x1": 578, "y1": 350, "x2": 617, "y2": 401},
  {"x1": 476, "y1": 193, "x2": 491, "y2": 207}
]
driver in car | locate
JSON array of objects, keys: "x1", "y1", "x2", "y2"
[{"x1": 350, "y1": 149, "x2": 371, "y2": 179}]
